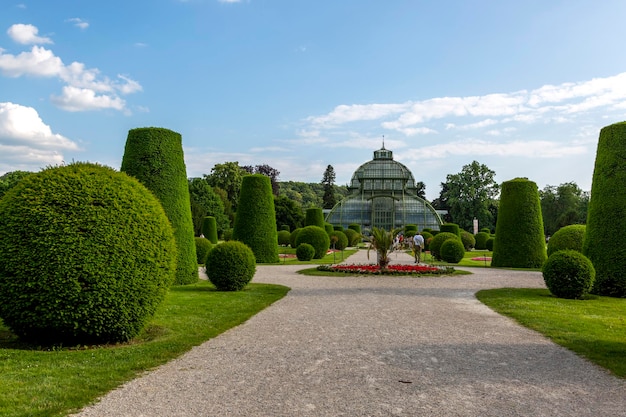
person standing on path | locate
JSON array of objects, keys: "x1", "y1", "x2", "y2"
[{"x1": 413, "y1": 232, "x2": 425, "y2": 263}]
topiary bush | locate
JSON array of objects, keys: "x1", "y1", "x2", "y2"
[
  {"x1": 329, "y1": 230, "x2": 349, "y2": 251},
  {"x1": 542, "y1": 250, "x2": 596, "y2": 299},
  {"x1": 440, "y1": 223, "x2": 461, "y2": 237},
  {"x1": 348, "y1": 223, "x2": 361, "y2": 234},
  {"x1": 344, "y1": 228, "x2": 360, "y2": 247},
  {"x1": 205, "y1": 241, "x2": 256, "y2": 291},
  {"x1": 491, "y1": 178, "x2": 547, "y2": 268},
  {"x1": 0, "y1": 163, "x2": 177, "y2": 345},
  {"x1": 201, "y1": 216, "x2": 218, "y2": 244},
  {"x1": 480, "y1": 227, "x2": 491, "y2": 234},
  {"x1": 486, "y1": 237, "x2": 495, "y2": 251},
  {"x1": 460, "y1": 230, "x2": 476, "y2": 251},
  {"x1": 405, "y1": 224, "x2": 418, "y2": 234},
  {"x1": 195, "y1": 237, "x2": 213, "y2": 264},
  {"x1": 121, "y1": 127, "x2": 197, "y2": 285},
  {"x1": 548, "y1": 224, "x2": 586, "y2": 257},
  {"x1": 305, "y1": 207, "x2": 325, "y2": 228},
  {"x1": 440, "y1": 239, "x2": 466, "y2": 263},
  {"x1": 232, "y1": 174, "x2": 279, "y2": 263},
  {"x1": 296, "y1": 243, "x2": 315, "y2": 261},
  {"x1": 421, "y1": 231, "x2": 434, "y2": 250},
  {"x1": 280, "y1": 224, "x2": 290, "y2": 232},
  {"x1": 277, "y1": 230, "x2": 291, "y2": 246},
  {"x1": 324, "y1": 223, "x2": 334, "y2": 234},
  {"x1": 583, "y1": 122, "x2": 626, "y2": 297},
  {"x1": 474, "y1": 232, "x2": 490, "y2": 250},
  {"x1": 429, "y1": 232, "x2": 461, "y2": 261},
  {"x1": 290, "y1": 228, "x2": 302, "y2": 248},
  {"x1": 295, "y1": 225, "x2": 330, "y2": 259},
  {"x1": 333, "y1": 225, "x2": 344, "y2": 231}
]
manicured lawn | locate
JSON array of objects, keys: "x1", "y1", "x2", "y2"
[
  {"x1": 410, "y1": 250, "x2": 493, "y2": 267},
  {"x1": 0, "y1": 281, "x2": 289, "y2": 417},
  {"x1": 476, "y1": 288, "x2": 626, "y2": 378}
]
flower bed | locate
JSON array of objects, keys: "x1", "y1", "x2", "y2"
[{"x1": 317, "y1": 263, "x2": 454, "y2": 276}]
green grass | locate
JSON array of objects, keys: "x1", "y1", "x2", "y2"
[
  {"x1": 476, "y1": 288, "x2": 626, "y2": 378},
  {"x1": 276, "y1": 247, "x2": 358, "y2": 264},
  {"x1": 0, "y1": 281, "x2": 289, "y2": 417}
]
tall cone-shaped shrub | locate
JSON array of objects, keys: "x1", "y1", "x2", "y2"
[
  {"x1": 201, "y1": 216, "x2": 218, "y2": 244},
  {"x1": 121, "y1": 127, "x2": 198, "y2": 285},
  {"x1": 491, "y1": 178, "x2": 546, "y2": 268},
  {"x1": 232, "y1": 174, "x2": 279, "y2": 263},
  {"x1": 305, "y1": 207, "x2": 325, "y2": 228},
  {"x1": 583, "y1": 122, "x2": 626, "y2": 296}
]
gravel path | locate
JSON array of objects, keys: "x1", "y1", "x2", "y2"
[{"x1": 74, "y1": 250, "x2": 626, "y2": 417}]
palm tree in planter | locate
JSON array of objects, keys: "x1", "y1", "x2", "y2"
[{"x1": 365, "y1": 227, "x2": 402, "y2": 270}]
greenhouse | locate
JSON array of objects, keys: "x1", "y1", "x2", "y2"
[{"x1": 325, "y1": 146, "x2": 442, "y2": 233}]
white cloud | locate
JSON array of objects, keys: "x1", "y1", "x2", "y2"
[
  {"x1": 65, "y1": 18, "x2": 89, "y2": 30},
  {"x1": 307, "y1": 103, "x2": 409, "y2": 127},
  {"x1": 0, "y1": 45, "x2": 63, "y2": 77},
  {"x1": 7, "y1": 23, "x2": 53, "y2": 45},
  {"x1": 51, "y1": 86, "x2": 126, "y2": 112}
]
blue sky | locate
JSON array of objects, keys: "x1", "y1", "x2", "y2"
[{"x1": 2, "y1": 0, "x2": 626, "y2": 201}]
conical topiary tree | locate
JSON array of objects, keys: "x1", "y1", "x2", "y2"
[
  {"x1": 232, "y1": 174, "x2": 279, "y2": 263},
  {"x1": 121, "y1": 127, "x2": 198, "y2": 285},
  {"x1": 305, "y1": 207, "x2": 325, "y2": 228},
  {"x1": 491, "y1": 178, "x2": 546, "y2": 268},
  {"x1": 583, "y1": 122, "x2": 626, "y2": 297},
  {"x1": 201, "y1": 216, "x2": 218, "y2": 244}
]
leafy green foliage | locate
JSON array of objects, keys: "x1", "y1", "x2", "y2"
[
  {"x1": 547, "y1": 224, "x2": 585, "y2": 257},
  {"x1": 329, "y1": 230, "x2": 349, "y2": 251},
  {"x1": 0, "y1": 170, "x2": 32, "y2": 199},
  {"x1": 322, "y1": 164, "x2": 337, "y2": 209},
  {"x1": 189, "y1": 178, "x2": 229, "y2": 237},
  {"x1": 542, "y1": 250, "x2": 595, "y2": 299},
  {"x1": 242, "y1": 164, "x2": 280, "y2": 195},
  {"x1": 274, "y1": 195, "x2": 304, "y2": 232},
  {"x1": 194, "y1": 237, "x2": 213, "y2": 264},
  {"x1": 540, "y1": 182, "x2": 589, "y2": 236},
  {"x1": 279, "y1": 181, "x2": 349, "y2": 209},
  {"x1": 474, "y1": 231, "x2": 490, "y2": 250},
  {"x1": 205, "y1": 161, "x2": 247, "y2": 211},
  {"x1": 295, "y1": 225, "x2": 330, "y2": 259},
  {"x1": 201, "y1": 216, "x2": 218, "y2": 244},
  {"x1": 440, "y1": 239, "x2": 466, "y2": 263},
  {"x1": 121, "y1": 127, "x2": 197, "y2": 285},
  {"x1": 584, "y1": 122, "x2": 626, "y2": 297},
  {"x1": 429, "y1": 232, "x2": 460, "y2": 261},
  {"x1": 277, "y1": 230, "x2": 291, "y2": 246},
  {"x1": 491, "y1": 178, "x2": 547, "y2": 268},
  {"x1": 296, "y1": 243, "x2": 316, "y2": 261},
  {"x1": 460, "y1": 230, "x2": 476, "y2": 250},
  {"x1": 0, "y1": 163, "x2": 177, "y2": 345},
  {"x1": 232, "y1": 174, "x2": 279, "y2": 263},
  {"x1": 205, "y1": 241, "x2": 256, "y2": 291},
  {"x1": 305, "y1": 207, "x2": 325, "y2": 228}
]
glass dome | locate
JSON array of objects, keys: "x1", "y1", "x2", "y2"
[{"x1": 326, "y1": 146, "x2": 442, "y2": 233}]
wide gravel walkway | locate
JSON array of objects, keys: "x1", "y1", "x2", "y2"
[{"x1": 75, "y1": 250, "x2": 626, "y2": 417}]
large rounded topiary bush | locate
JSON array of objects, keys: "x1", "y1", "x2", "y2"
[
  {"x1": 296, "y1": 243, "x2": 315, "y2": 261},
  {"x1": 329, "y1": 230, "x2": 349, "y2": 251},
  {"x1": 474, "y1": 232, "x2": 490, "y2": 250},
  {"x1": 491, "y1": 178, "x2": 547, "y2": 268},
  {"x1": 440, "y1": 239, "x2": 465, "y2": 263},
  {"x1": 583, "y1": 122, "x2": 626, "y2": 297},
  {"x1": 548, "y1": 224, "x2": 586, "y2": 257},
  {"x1": 205, "y1": 241, "x2": 256, "y2": 291},
  {"x1": 232, "y1": 174, "x2": 279, "y2": 263},
  {"x1": 460, "y1": 230, "x2": 476, "y2": 251},
  {"x1": 0, "y1": 163, "x2": 177, "y2": 345},
  {"x1": 542, "y1": 250, "x2": 595, "y2": 299},
  {"x1": 121, "y1": 127, "x2": 197, "y2": 285},
  {"x1": 348, "y1": 223, "x2": 362, "y2": 234},
  {"x1": 343, "y1": 228, "x2": 360, "y2": 247},
  {"x1": 429, "y1": 232, "x2": 460, "y2": 261},
  {"x1": 195, "y1": 237, "x2": 213, "y2": 264},
  {"x1": 295, "y1": 225, "x2": 330, "y2": 259}
]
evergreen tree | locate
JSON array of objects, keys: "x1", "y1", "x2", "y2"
[{"x1": 321, "y1": 164, "x2": 337, "y2": 209}]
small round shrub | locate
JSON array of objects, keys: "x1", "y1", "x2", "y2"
[
  {"x1": 474, "y1": 232, "x2": 490, "y2": 250},
  {"x1": 0, "y1": 163, "x2": 176, "y2": 345},
  {"x1": 460, "y1": 230, "x2": 476, "y2": 251},
  {"x1": 295, "y1": 225, "x2": 330, "y2": 259},
  {"x1": 290, "y1": 228, "x2": 302, "y2": 248},
  {"x1": 486, "y1": 237, "x2": 495, "y2": 251},
  {"x1": 440, "y1": 223, "x2": 461, "y2": 237},
  {"x1": 296, "y1": 243, "x2": 315, "y2": 261},
  {"x1": 548, "y1": 224, "x2": 586, "y2": 257},
  {"x1": 348, "y1": 223, "x2": 361, "y2": 234},
  {"x1": 329, "y1": 231, "x2": 349, "y2": 251},
  {"x1": 195, "y1": 237, "x2": 213, "y2": 264},
  {"x1": 344, "y1": 228, "x2": 360, "y2": 247},
  {"x1": 277, "y1": 230, "x2": 291, "y2": 246},
  {"x1": 429, "y1": 232, "x2": 461, "y2": 260},
  {"x1": 440, "y1": 239, "x2": 466, "y2": 263},
  {"x1": 542, "y1": 250, "x2": 596, "y2": 299},
  {"x1": 205, "y1": 241, "x2": 256, "y2": 291}
]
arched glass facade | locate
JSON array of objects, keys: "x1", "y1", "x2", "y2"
[{"x1": 326, "y1": 147, "x2": 442, "y2": 233}]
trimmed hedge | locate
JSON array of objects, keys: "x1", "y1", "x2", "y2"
[
  {"x1": 429, "y1": 232, "x2": 460, "y2": 261},
  {"x1": 348, "y1": 223, "x2": 361, "y2": 234},
  {"x1": 121, "y1": 127, "x2": 197, "y2": 285},
  {"x1": 421, "y1": 231, "x2": 433, "y2": 250},
  {"x1": 232, "y1": 174, "x2": 279, "y2": 263},
  {"x1": 548, "y1": 224, "x2": 586, "y2": 257},
  {"x1": 305, "y1": 207, "x2": 325, "y2": 228},
  {"x1": 486, "y1": 237, "x2": 495, "y2": 251},
  {"x1": 460, "y1": 230, "x2": 476, "y2": 251},
  {"x1": 344, "y1": 228, "x2": 360, "y2": 247},
  {"x1": 206, "y1": 241, "x2": 256, "y2": 291},
  {"x1": 201, "y1": 216, "x2": 218, "y2": 244},
  {"x1": 474, "y1": 232, "x2": 490, "y2": 250},
  {"x1": 195, "y1": 237, "x2": 213, "y2": 264},
  {"x1": 324, "y1": 223, "x2": 334, "y2": 234},
  {"x1": 333, "y1": 225, "x2": 344, "y2": 231},
  {"x1": 278, "y1": 230, "x2": 291, "y2": 246},
  {"x1": 0, "y1": 163, "x2": 177, "y2": 344},
  {"x1": 296, "y1": 243, "x2": 315, "y2": 261},
  {"x1": 491, "y1": 178, "x2": 547, "y2": 268},
  {"x1": 440, "y1": 223, "x2": 461, "y2": 237},
  {"x1": 440, "y1": 239, "x2": 465, "y2": 263},
  {"x1": 295, "y1": 225, "x2": 330, "y2": 259},
  {"x1": 329, "y1": 230, "x2": 349, "y2": 251},
  {"x1": 290, "y1": 228, "x2": 302, "y2": 248},
  {"x1": 280, "y1": 224, "x2": 290, "y2": 232},
  {"x1": 583, "y1": 122, "x2": 626, "y2": 296},
  {"x1": 543, "y1": 250, "x2": 595, "y2": 299}
]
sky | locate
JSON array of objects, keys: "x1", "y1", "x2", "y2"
[{"x1": 2, "y1": 1, "x2": 626, "y2": 201}]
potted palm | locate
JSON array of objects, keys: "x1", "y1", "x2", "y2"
[{"x1": 365, "y1": 227, "x2": 401, "y2": 271}]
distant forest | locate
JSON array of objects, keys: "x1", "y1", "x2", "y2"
[{"x1": 278, "y1": 181, "x2": 350, "y2": 208}]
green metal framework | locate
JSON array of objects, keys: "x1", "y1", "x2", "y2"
[{"x1": 325, "y1": 147, "x2": 442, "y2": 233}]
